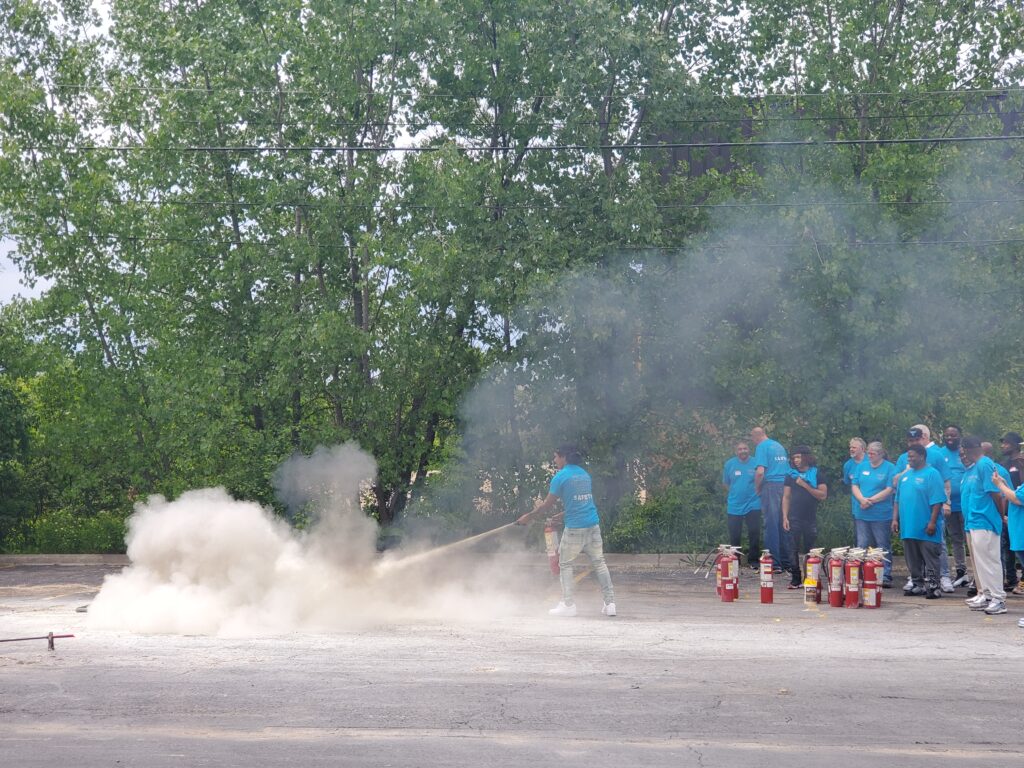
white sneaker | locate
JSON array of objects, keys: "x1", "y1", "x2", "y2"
[
  {"x1": 602, "y1": 602, "x2": 617, "y2": 617},
  {"x1": 940, "y1": 576, "x2": 955, "y2": 593},
  {"x1": 984, "y1": 599, "x2": 1008, "y2": 615},
  {"x1": 1017, "y1": 617, "x2": 1024, "y2": 628},
  {"x1": 966, "y1": 594, "x2": 989, "y2": 609},
  {"x1": 548, "y1": 602, "x2": 577, "y2": 617},
  {"x1": 903, "y1": 576, "x2": 914, "y2": 591},
  {"x1": 952, "y1": 572, "x2": 971, "y2": 588}
]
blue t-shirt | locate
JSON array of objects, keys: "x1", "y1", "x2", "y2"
[
  {"x1": 722, "y1": 457, "x2": 761, "y2": 516},
  {"x1": 1008, "y1": 484, "x2": 1024, "y2": 552},
  {"x1": 753, "y1": 438, "x2": 789, "y2": 484},
  {"x1": 936, "y1": 445, "x2": 966, "y2": 511},
  {"x1": 960, "y1": 456, "x2": 1001, "y2": 534},
  {"x1": 549, "y1": 464, "x2": 600, "y2": 529},
  {"x1": 843, "y1": 457, "x2": 866, "y2": 517},
  {"x1": 852, "y1": 460, "x2": 897, "y2": 522},
  {"x1": 896, "y1": 466, "x2": 946, "y2": 543},
  {"x1": 894, "y1": 445, "x2": 950, "y2": 481}
]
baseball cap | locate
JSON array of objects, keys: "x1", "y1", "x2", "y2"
[{"x1": 907, "y1": 427, "x2": 924, "y2": 439}]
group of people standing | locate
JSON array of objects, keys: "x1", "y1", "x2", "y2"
[{"x1": 723, "y1": 425, "x2": 1024, "y2": 628}]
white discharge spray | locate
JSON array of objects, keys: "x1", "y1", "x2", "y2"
[{"x1": 87, "y1": 443, "x2": 526, "y2": 635}]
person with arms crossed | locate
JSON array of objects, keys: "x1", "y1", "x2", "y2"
[{"x1": 851, "y1": 441, "x2": 896, "y2": 587}]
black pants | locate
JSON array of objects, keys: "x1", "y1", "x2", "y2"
[
  {"x1": 785, "y1": 515, "x2": 817, "y2": 585},
  {"x1": 1001, "y1": 522, "x2": 1019, "y2": 587},
  {"x1": 727, "y1": 510, "x2": 762, "y2": 566}
]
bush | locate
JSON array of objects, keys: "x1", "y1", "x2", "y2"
[{"x1": 9, "y1": 509, "x2": 127, "y2": 554}]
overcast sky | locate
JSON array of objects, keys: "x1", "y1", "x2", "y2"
[{"x1": 0, "y1": 237, "x2": 48, "y2": 304}]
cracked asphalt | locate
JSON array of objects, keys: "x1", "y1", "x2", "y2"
[{"x1": 2, "y1": 556, "x2": 1024, "y2": 767}]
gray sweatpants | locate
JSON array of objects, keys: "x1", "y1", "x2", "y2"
[{"x1": 903, "y1": 538, "x2": 942, "y2": 589}]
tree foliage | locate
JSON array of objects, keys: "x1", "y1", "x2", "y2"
[{"x1": 1, "y1": 0, "x2": 1023, "y2": 552}]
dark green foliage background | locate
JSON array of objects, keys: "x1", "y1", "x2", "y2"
[{"x1": 1, "y1": 1, "x2": 1023, "y2": 553}]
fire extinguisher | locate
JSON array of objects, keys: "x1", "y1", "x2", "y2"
[
  {"x1": 803, "y1": 548, "x2": 823, "y2": 605},
  {"x1": 543, "y1": 520, "x2": 560, "y2": 576},
  {"x1": 826, "y1": 548, "x2": 846, "y2": 608},
  {"x1": 720, "y1": 547, "x2": 739, "y2": 603},
  {"x1": 862, "y1": 548, "x2": 885, "y2": 608},
  {"x1": 759, "y1": 550, "x2": 774, "y2": 604},
  {"x1": 844, "y1": 548, "x2": 863, "y2": 608}
]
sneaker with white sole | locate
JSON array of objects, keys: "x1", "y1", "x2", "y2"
[
  {"x1": 952, "y1": 569, "x2": 970, "y2": 588},
  {"x1": 548, "y1": 602, "x2": 577, "y2": 617},
  {"x1": 966, "y1": 594, "x2": 989, "y2": 609},
  {"x1": 984, "y1": 599, "x2": 1008, "y2": 615},
  {"x1": 602, "y1": 602, "x2": 617, "y2": 616},
  {"x1": 903, "y1": 576, "x2": 914, "y2": 591},
  {"x1": 939, "y1": 576, "x2": 955, "y2": 593},
  {"x1": 1017, "y1": 617, "x2": 1024, "y2": 628}
]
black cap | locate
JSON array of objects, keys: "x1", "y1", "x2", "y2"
[
  {"x1": 907, "y1": 427, "x2": 924, "y2": 439},
  {"x1": 1001, "y1": 432, "x2": 1023, "y2": 446},
  {"x1": 962, "y1": 436, "x2": 982, "y2": 450}
]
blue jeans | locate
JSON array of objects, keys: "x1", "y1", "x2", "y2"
[
  {"x1": 759, "y1": 482, "x2": 786, "y2": 567},
  {"x1": 558, "y1": 525, "x2": 614, "y2": 605},
  {"x1": 854, "y1": 518, "x2": 894, "y2": 584}
]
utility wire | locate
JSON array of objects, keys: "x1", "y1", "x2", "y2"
[
  {"x1": 5, "y1": 230, "x2": 1023, "y2": 250},
  {"x1": 48, "y1": 133, "x2": 1024, "y2": 154},
  {"x1": 46, "y1": 82, "x2": 1024, "y2": 99},
  {"x1": 18, "y1": 196, "x2": 1024, "y2": 212}
]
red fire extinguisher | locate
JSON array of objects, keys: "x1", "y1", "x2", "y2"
[
  {"x1": 826, "y1": 548, "x2": 845, "y2": 608},
  {"x1": 862, "y1": 556, "x2": 883, "y2": 608},
  {"x1": 720, "y1": 548, "x2": 739, "y2": 603},
  {"x1": 803, "y1": 548, "x2": 823, "y2": 605},
  {"x1": 543, "y1": 520, "x2": 560, "y2": 576},
  {"x1": 759, "y1": 550, "x2": 774, "y2": 604},
  {"x1": 844, "y1": 549, "x2": 863, "y2": 608}
]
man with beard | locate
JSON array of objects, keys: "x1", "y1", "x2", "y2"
[
  {"x1": 938, "y1": 426, "x2": 969, "y2": 587},
  {"x1": 722, "y1": 441, "x2": 762, "y2": 569}
]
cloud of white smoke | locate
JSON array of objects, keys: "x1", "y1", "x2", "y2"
[{"x1": 87, "y1": 443, "x2": 532, "y2": 636}]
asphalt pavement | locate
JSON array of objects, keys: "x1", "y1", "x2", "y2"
[{"x1": 2, "y1": 556, "x2": 1023, "y2": 767}]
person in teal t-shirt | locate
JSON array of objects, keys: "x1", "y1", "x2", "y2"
[
  {"x1": 960, "y1": 436, "x2": 1007, "y2": 614},
  {"x1": 722, "y1": 441, "x2": 761, "y2": 567},
  {"x1": 517, "y1": 444, "x2": 615, "y2": 618},
  {"x1": 992, "y1": 469, "x2": 1024, "y2": 629},
  {"x1": 892, "y1": 444, "x2": 945, "y2": 598},
  {"x1": 851, "y1": 441, "x2": 896, "y2": 586}
]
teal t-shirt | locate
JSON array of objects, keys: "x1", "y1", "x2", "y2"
[
  {"x1": 961, "y1": 457, "x2": 1001, "y2": 534},
  {"x1": 550, "y1": 464, "x2": 600, "y2": 529},
  {"x1": 1008, "y1": 484, "x2": 1024, "y2": 551},
  {"x1": 753, "y1": 438, "x2": 789, "y2": 484},
  {"x1": 722, "y1": 457, "x2": 761, "y2": 516},
  {"x1": 852, "y1": 460, "x2": 897, "y2": 522},
  {"x1": 896, "y1": 466, "x2": 946, "y2": 542},
  {"x1": 937, "y1": 445, "x2": 966, "y2": 511},
  {"x1": 843, "y1": 457, "x2": 866, "y2": 517}
]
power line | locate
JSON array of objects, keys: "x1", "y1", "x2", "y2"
[
  {"x1": 19, "y1": 196, "x2": 1024, "y2": 212},
  {"x1": 48, "y1": 133, "x2": 1024, "y2": 154},
  {"x1": 5, "y1": 230, "x2": 1023, "y2": 250},
  {"x1": 45, "y1": 82, "x2": 1024, "y2": 100}
]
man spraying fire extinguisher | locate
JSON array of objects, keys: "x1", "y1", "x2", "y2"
[{"x1": 516, "y1": 444, "x2": 616, "y2": 618}]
